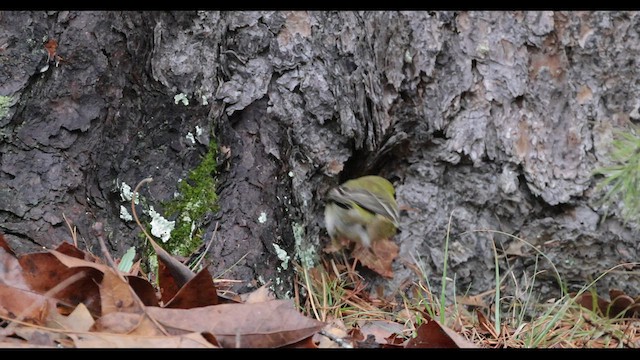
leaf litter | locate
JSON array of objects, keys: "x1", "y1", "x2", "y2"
[
  {"x1": 1, "y1": 224, "x2": 474, "y2": 348},
  {"x1": 0, "y1": 232, "x2": 324, "y2": 348},
  {"x1": 3, "y1": 216, "x2": 639, "y2": 348}
]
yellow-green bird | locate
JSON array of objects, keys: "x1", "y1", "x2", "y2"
[{"x1": 324, "y1": 175, "x2": 400, "y2": 249}]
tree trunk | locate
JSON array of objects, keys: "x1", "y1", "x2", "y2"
[{"x1": 1, "y1": 11, "x2": 637, "y2": 299}]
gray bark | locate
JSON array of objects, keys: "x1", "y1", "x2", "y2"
[{"x1": 1, "y1": 11, "x2": 637, "y2": 300}]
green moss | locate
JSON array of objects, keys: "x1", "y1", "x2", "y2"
[{"x1": 161, "y1": 141, "x2": 219, "y2": 257}]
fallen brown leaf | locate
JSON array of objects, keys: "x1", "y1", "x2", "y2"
[
  {"x1": 357, "y1": 319, "x2": 405, "y2": 344},
  {"x1": 126, "y1": 275, "x2": 159, "y2": 307},
  {"x1": 55, "y1": 242, "x2": 99, "y2": 262},
  {"x1": 0, "y1": 246, "x2": 28, "y2": 290},
  {"x1": 348, "y1": 325, "x2": 364, "y2": 342},
  {"x1": 146, "y1": 299, "x2": 325, "y2": 348},
  {"x1": 13, "y1": 326, "x2": 63, "y2": 347},
  {"x1": 91, "y1": 312, "x2": 142, "y2": 334},
  {"x1": 405, "y1": 319, "x2": 478, "y2": 348},
  {"x1": 47, "y1": 303, "x2": 95, "y2": 332},
  {"x1": 608, "y1": 289, "x2": 640, "y2": 318},
  {"x1": 475, "y1": 309, "x2": 499, "y2": 338},
  {"x1": 0, "y1": 282, "x2": 57, "y2": 325},
  {"x1": 351, "y1": 238, "x2": 398, "y2": 278},
  {"x1": 322, "y1": 236, "x2": 351, "y2": 253},
  {"x1": 578, "y1": 290, "x2": 640, "y2": 319},
  {"x1": 48, "y1": 249, "x2": 111, "y2": 273},
  {"x1": 51, "y1": 246, "x2": 159, "y2": 308},
  {"x1": 100, "y1": 270, "x2": 142, "y2": 315},
  {"x1": 0, "y1": 233, "x2": 16, "y2": 255},
  {"x1": 0, "y1": 339, "x2": 55, "y2": 348},
  {"x1": 241, "y1": 284, "x2": 276, "y2": 304},
  {"x1": 355, "y1": 334, "x2": 381, "y2": 348},
  {"x1": 609, "y1": 289, "x2": 625, "y2": 300},
  {"x1": 201, "y1": 332, "x2": 221, "y2": 347},
  {"x1": 573, "y1": 292, "x2": 617, "y2": 318},
  {"x1": 456, "y1": 288, "x2": 497, "y2": 309},
  {"x1": 383, "y1": 333, "x2": 407, "y2": 348},
  {"x1": 68, "y1": 332, "x2": 216, "y2": 348},
  {"x1": 610, "y1": 293, "x2": 634, "y2": 318},
  {"x1": 150, "y1": 237, "x2": 195, "y2": 290},
  {"x1": 284, "y1": 336, "x2": 318, "y2": 348},
  {"x1": 164, "y1": 267, "x2": 218, "y2": 309},
  {"x1": 19, "y1": 252, "x2": 103, "y2": 315},
  {"x1": 91, "y1": 312, "x2": 164, "y2": 336},
  {"x1": 158, "y1": 259, "x2": 181, "y2": 304}
]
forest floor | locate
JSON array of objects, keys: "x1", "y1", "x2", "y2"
[{"x1": 1, "y1": 228, "x2": 638, "y2": 349}]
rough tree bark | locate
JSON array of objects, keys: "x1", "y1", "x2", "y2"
[{"x1": 1, "y1": 11, "x2": 637, "y2": 300}]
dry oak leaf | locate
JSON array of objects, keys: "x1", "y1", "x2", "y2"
[
  {"x1": 573, "y1": 289, "x2": 640, "y2": 319},
  {"x1": 357, "y1": 319, "x2": 406, "y2": 344},
  {"x1": 240, "y1": 284, "x2": 276, "y2": 304},
  {"x1": 46, "y1": 303, "x2": 95, "y2": 332},
  {"x1": 0, "y1": 238, "x2": 101, "y2": 320},
  {"x1": 351, "y1": 238, "x2": 399, "y2": 278},
  {"x1": 163, "y1": 267, "x2": 218, "y2": 309},
  {"x1": 99, "y1": 269, "x2": 141, "y2": 315},
  {"x1": 90, "y1": 312, "x2": 165, "y2": 336},
  {"x1": 49, "y1": 249, "x2": 158, "y2": 307},
  {"x1": 146, "y1": 299, "x2": 325, "y2": 348},
  {"x1": 68, "y1": 332, "x2": 216, "y2": 348},
  {"x1": 405, "y1": 319, "x2": 478, "y2": 348}
]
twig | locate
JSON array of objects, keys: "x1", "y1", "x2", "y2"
[
  {"x1": 303, "y1": 265, "x2": 321, "y2": 322},
  {"x1": 125, "y1": 177, "x2": 173, "y2": 336},
  {"x1": 131, "y1": 177, "x2": 155, "y2": 244},
  {"x1": 318, "y1": 329, "x2": 354, "y2": 349},
  {"x1": 131, "y1": 177, "x2": 195, "y2": 286},
  {"x1": 212, "y1": 252, "x2": 249, "y2": 279},
  {"x1": 62, "y1": 213, "x2": 78, "y2": 248},
  {"x1": 191, "y1": 222, "x2": 219, "y2": 271},
  {"x1": 321, "y1": 271, "x2": 328, "y2": 322}
]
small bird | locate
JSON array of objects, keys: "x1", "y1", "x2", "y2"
[{"x1": 324, "y1": 175, "x2": 400, "y2": 249}]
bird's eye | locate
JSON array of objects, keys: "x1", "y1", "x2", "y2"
[{"x1": 335, "y1": 201, "x2": 351, "y2": 210}]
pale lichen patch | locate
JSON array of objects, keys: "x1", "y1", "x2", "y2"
[
  {"x1": 119, "y1": 205, "x2": 133, "y2": 222},
  {"x1": 273, "y1": 243, "x2": 291, "y2": 270},
  {"x1": 148, "y1": 206, "x2": 175, "y2": 243}
]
